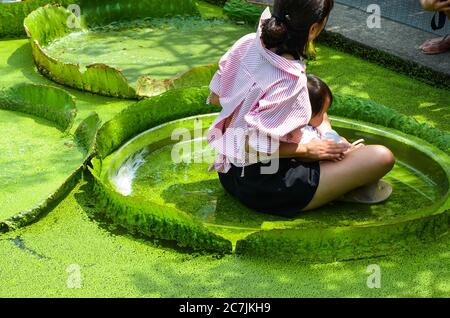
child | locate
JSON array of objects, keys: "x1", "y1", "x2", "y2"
[
  {"x1": 298, "y1": 75, "x2": 365, "y2": 148},
  {"x1": 299, "y1": 75, "x2": 390, "y2": 204},
  {"x1": 298, "y1": 75, "x2": 336, "y2": 144}
]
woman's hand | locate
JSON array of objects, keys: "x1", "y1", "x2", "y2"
[
  {"x1": 339, "y1": 137, "x2": 352, "y2": 148},
  {"x1": 420, "y1": 0, "x2": 450, "y2": 12},
  {"x1": 301, "y1": 139, "x2": 350, "y2": 161}
]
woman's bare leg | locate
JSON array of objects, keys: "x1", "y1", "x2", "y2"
[{"x1": 303, "y1": 145, "x2": 395, "y2": 211}]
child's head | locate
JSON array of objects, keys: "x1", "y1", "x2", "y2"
[
  {"x1": 261, "y1": 0, "x2": 334, "y2": 59},
  {"x1": 307, "y1": 75, "x2": 333, "y2": 127}
]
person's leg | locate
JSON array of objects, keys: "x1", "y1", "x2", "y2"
[
  {"x1": 302, "y1": 145, "x2": 395, "y2": 211},
  {"x1": 420, "y1": 34, "x2": 450, "y2": 54},
  {"x1": 420, "y1": 13, "x2": 450, "y2": 54}
]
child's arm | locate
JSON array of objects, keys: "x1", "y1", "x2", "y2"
[{"x1": 317, "y1": 113, "x2": 353, "y2": 146}]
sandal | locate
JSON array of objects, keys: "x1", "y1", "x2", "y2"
[
  {"x1": 421, "y1": 34, "x2": 450, "y2": 55},
  {"x1": 351, "y1": 139, "x2": 365, "y2": 147},
  {"x1": 338, "y1": 180, "x2": 393, "y2": 204}
]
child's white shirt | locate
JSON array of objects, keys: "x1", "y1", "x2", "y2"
[{"x1": 299, "y1": 125, "x2": 322, "y2": 144}]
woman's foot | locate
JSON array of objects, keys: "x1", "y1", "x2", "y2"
[
  {"x1": 420, "y1": 35, "x2": 450, "y2": 54},
  {"x1": 337, "y1": 180, "x2": 393, "y2": 204}
]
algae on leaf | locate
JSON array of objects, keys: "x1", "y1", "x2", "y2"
[
  {"x1": 89, "y1": 159, "x2": 233, "y2": 254},
  {"x1": 0, "y1": 84, "x2": 103, "y2": 232},
  {"x1": 0, "y1": 0, "x2": 73, "y2": 38},
  {"x1": 0, "y1": 83, "x2": 76, "y2": 132},
  {"x1": 331, "y1": 95, "x2": 450, "y2": 153},
  {"x1": 95, "y1": 87, "x2": 220, "y2": 158}
]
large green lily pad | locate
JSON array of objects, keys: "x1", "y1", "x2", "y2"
[
  {"x1": 96, "y1": 112, "x2": 449, "y2": 261},
  {"x1": 0, "y1": 84, "x2": 100, "y2": 231},
  {"x1": 24, "y1": 0, "x2": 252, "y2": 98}
]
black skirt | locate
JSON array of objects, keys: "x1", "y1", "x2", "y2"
[{"x1": 218, "y1": 158, "x2": 321, "y2": 218}]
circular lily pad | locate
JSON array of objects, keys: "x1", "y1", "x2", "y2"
[
  {"x1": 100, "y1": 114, "x2": 449, "y2": 260},
  {"x1": 0, "y1": 109, "x2": 84, "y2": 222},
  {"x1": 24, "y1": 1, "x2": 252, "y2": 98},
  {"x1": 44, "y1": 18, "x2": 250, "y2": 87},
  {"x1": 0, "y1": 84, "x2": 99, "y2": 232}
]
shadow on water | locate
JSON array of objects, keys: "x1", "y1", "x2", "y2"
[
  {"x1": 160, "y1": 179, "x2": 285, "y2": 228},
  {"x1": 7, "y1": 236, "x2": 48, "y2": 260},
  {"x1": 41, "y1": 18, "x2": 252, "y2": 83},
  {"x1": 7, "y1": 42, "x2": 33, "y2": 69},
  {"x1": 158, "y1": 177, "x2": 408, "y2": 229},
  {"x1": 5, "y1": 42, "x2": 53, "y2": 85}
]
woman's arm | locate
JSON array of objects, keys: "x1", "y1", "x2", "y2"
[
  {"x1": 246, "y1": 111, "x2": 348, "y2": 161},
  {"x1": 210, "y1": 93, "x2": 236, "y2": 133},
  {"x1": 278, "y1": 139, "x2": 349, "y2": 161}
]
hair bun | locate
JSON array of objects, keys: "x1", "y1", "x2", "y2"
[{"x1": 261, "y1": 17, "x2": 288, "y2": 49}]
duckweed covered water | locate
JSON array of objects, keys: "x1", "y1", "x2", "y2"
[
  {"x1": 0, "y1": 109, "x2": 84, "y2": 220},
  {"x1": 2, "y1": 183, "x2": 449, "y2": 297},
  {"x1": 43, "y1": 17, "x2": 252, "y2": 85},
  {"x1": 1, "y1": 21, "x2": 449, "y2": 297},
  {"x1": 128, "y1": 137, "x2": 440, "y2": 244}
]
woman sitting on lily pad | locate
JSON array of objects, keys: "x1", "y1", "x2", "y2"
[{"x1": 207, "y1": 0, "x2": 395, "y2": 217}]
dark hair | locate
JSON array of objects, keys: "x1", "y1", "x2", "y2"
[
  {"x1": 261, "y1": 0, "x2": 334, "y2": 59},
  {"x1": 307, "y1": 75, "x2": 333, "y2": 116}
]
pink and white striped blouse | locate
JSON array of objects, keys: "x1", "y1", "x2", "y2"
[{"x1": 206, "y1": 7, "x2": 312, "y2": 173}]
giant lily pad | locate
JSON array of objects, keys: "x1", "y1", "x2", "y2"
[
  {"x1": 0, "y1": 84, "x2": 99, "y2": 231},
  {"x1": 90, "y1": 88, "x2": 450, "y2": 260},
  {"x1": 24, "y1": 0, "x2": 252, "y2": 98}
]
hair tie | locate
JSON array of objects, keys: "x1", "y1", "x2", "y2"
[
  {"x1": 272, "y1": 14, "x2": 288, "y2": 25},
  {"x1": 272, "y1": 13, "x2": 311, "y2": 32},
  {"x1": 272, "y1": 14, "x2": 290, "y2": 25}
]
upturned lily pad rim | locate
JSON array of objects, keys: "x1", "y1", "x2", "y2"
[
  {"x1": 23, "y1": 1, "x2": 227, "y2": 99},
  {"x1": 95, "y1": 112, "x2": 449, "y2": 260},
  {"x1": 106, "y1": 113, "x2": 450, "y2": 222},
  {"x1": 0, "y1": 84, "x2": 101, "y2": 232}
]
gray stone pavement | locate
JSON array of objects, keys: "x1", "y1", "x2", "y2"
[
  {"x1": 327, "y1": 3, "x2": 450, "y2": 78},
  {"x1": 336, "y1": 0, "x2": 450, "y2": 37},
  {"x1": 247, "y1": 0, "x2": 450, "y2": 79}
]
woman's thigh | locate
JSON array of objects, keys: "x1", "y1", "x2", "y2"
[{"x1": 303, "y1": 145, "x2": 395, "y2": 211}]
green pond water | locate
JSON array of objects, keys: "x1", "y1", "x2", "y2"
[
  {"x1": 43, "y1": 17, "x2": 252, "y2": 85},
  {"x1": 0, "y1": 109, "x2": 84, "y2": 221},
  {"x1": 124, "y1": 136, "x2": 440, "y2": 244},
  {"x1": 1, "y1": 13, "x2": 449, "y2": 296}
]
